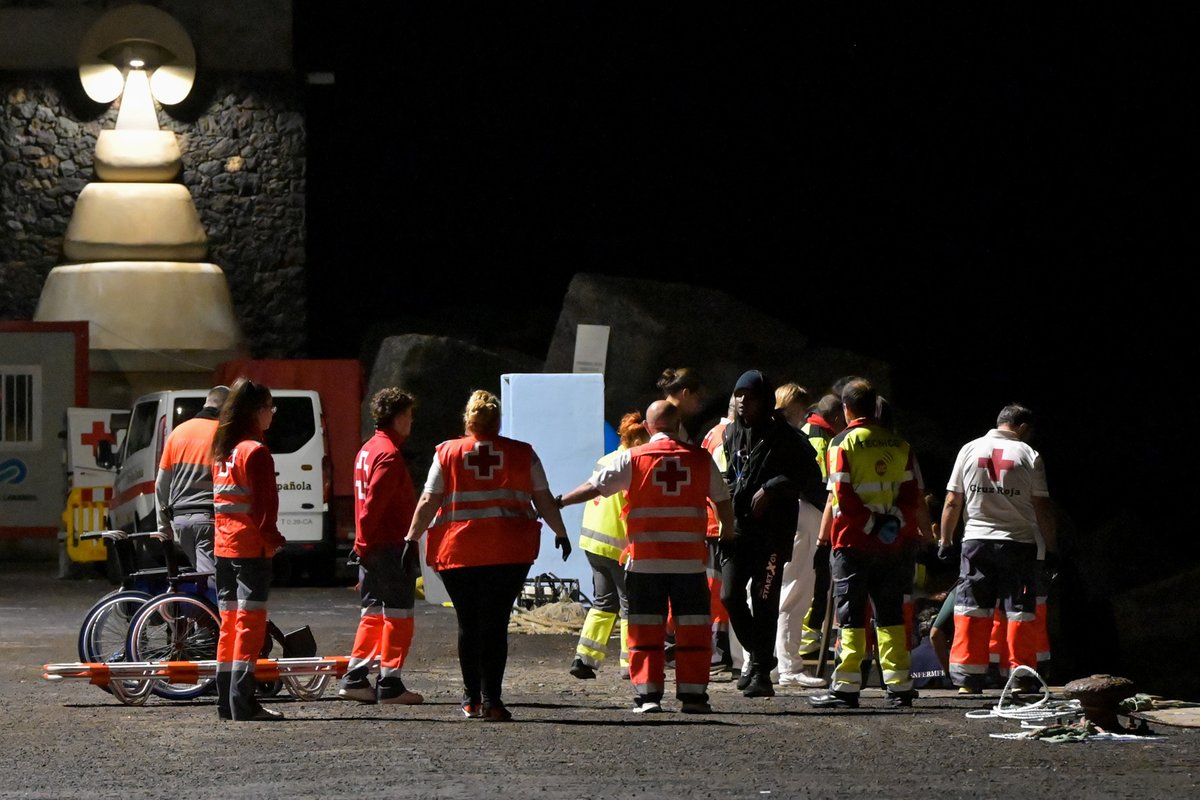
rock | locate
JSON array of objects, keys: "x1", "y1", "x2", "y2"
[
  {"x1": 365, "y1": 333, "x2": 542, "y2": 483},
  {"x1": 545, "y1": 272, "x2": 893, "y2": 436}
]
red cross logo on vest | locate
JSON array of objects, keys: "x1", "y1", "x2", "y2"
[
  {"x1": 977, "y1": 448, "x2": 1015, "y2": 481},
  {"x1": 465, "y1": 441, "x2": 503, "y2": 481},
  {"x1": 80, "y1": 420, "x2": 116, "y2": 458},
  {"x1": 652, "y1": 457, "x2": 691, "y2": 496}
]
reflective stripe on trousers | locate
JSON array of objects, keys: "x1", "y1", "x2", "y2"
[
  {"x1": 627, "y1": 570, "x2": 711, "y2": 704},
  {"x1": 829, "y1": 547, "x2": 913, "y2": 693},
  {"x1": 950, "y1": 539, "x2": 1038, "y2": 687},
  {"x1": 346, "y1": 544, "x2": 418, "y2": 682},
  {"x1": 216, "y1": 556, "x2": 272, "y2": 721}
]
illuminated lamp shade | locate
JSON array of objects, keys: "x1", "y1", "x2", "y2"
[{"x1": 78, "y1": 4, "x2": 195, "y2": 106}]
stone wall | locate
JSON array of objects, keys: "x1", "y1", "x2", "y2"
[{"x1": 0, "y1": 71, "x2": 308, "y2": 357}]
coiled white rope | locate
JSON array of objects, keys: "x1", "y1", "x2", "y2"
[{"x1": 964, "y1": 665, "x2": 1084, "y2": 727}]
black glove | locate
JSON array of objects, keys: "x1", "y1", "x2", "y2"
[
  {"x1": 402, "y1": 539, "x2": 422, "y2": 576},
  {"x1": 1043, "y1": 551, "x2": 1061, "y2": 581},
  {"x1": 937, "y1": 543, "x2": 952, "y2": 561},
  {"x1": 812, "y1": 541, "x2": 832, "y2": 570},
  {"x1": 555, "y1": 535, "x2": 572, "y2": 561}
]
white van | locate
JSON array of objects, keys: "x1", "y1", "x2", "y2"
[{"x1": 101, "y1": 388, "x2": 336, "y2": 583}]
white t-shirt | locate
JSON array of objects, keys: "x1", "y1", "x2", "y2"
[{"x1": 946, "y1": 428, "x2": 1048, "y2": 543}]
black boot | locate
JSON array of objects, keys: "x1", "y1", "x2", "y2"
[{"x1": 743, "y1": 671, "x2": 775, "y2": 698}]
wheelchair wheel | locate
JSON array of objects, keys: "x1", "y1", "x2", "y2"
[
  {"x1": 78, "y1": 589, "x2": 154, "y2": 704},
  {"x1": 125, "y1": 594, "x2": 220, "y2": 701}
]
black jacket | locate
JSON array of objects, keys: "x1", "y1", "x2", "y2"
[{"x1": 722, "y1": 373, "x2": 825, "y2": 555}]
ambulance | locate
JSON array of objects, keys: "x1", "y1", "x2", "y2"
[{"x1": 100, "y1": 388, "x2": 337, "y2": 583}]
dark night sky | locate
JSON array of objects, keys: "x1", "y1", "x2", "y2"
[{"x1": 302, "y1": 6, "x2": 1185, "y2": 538}]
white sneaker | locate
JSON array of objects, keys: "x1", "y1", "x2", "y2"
[
  {"x1": 632, "y1": 701, "x2": 663, "y2": 714},
  {"x1": 779, "y1": 672, "x2": 828, "y2": 688}
]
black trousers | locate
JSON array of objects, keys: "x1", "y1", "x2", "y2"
[
  {"x1": 438, "y1": 563, "x2": 530, "y2": 706},
  {"x1": 718, "y1": 538, "x2": 790, "y2": 676}
]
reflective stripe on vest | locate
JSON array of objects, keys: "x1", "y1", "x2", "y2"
[
  {"x1": 427, "y1": 436, "x2": 541, "y2": 569},
  {"x1": 828, "y1": 422, "x2": 913, "y2": 549},
  {"x1": 212, "y1": 440, "x2": 274, "y2": 558}
]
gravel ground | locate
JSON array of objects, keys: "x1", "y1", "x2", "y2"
[{"x1": 3, "y1": 560, "x2": 1198, "y2": 800}]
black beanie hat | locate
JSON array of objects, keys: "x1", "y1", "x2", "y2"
[{"x1": 733, "y1": 369, "x2": 774, "y2": 406}]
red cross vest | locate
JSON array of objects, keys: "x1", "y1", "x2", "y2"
[
  {"x1": 212, "y1": 440, "x2": 283, "y2": 559},
  {"x1": 427, "y1": 435, "x2": 541, "y2": 570},
  {"x1": 625, "y1": 437, "x2": 712, "y2": 574}
]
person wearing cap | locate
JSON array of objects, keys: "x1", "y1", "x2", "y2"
[{"x1": 718, "y1": 370, "x2": 825, "y2": 699}]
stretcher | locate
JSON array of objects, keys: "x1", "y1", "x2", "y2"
[{"x1": 43, "y1": 655, "x2": 350, "y2": 705}]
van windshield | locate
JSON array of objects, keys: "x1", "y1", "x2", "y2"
[{"x1": 266, "y1": 397, "x2": 316, "y2": 455}]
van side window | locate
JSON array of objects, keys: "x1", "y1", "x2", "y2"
[
  {"x1": 123, "y1": 401, "x2": 159, "y2": 457},
  {"x1": 265, "y1": 397, "x2": 316, "y2": 455},
  {"x1": 171, "y1": 398, "x2": 204, "y2": 427}
]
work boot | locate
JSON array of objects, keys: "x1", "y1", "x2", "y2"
[
  {"x1": 1011, "y1": 675, "x2": 1044, "y2": 696},
  {"x1": 337, "y1": 677, "x2": 377, "y2": 704},
  {"x1": 377, "y1": 677, "x2": 424, "y2": 705},
  {"x1": 810, "y1": 690, "x2": 860, "y2": 709},
  {"x1": 244, "y1": 705, "x2": 286, "y2": 721},
  {"x1": 742, "y1": 672, "x2": 775, "y2": 698},
  {"x1": 885, "y1": 689, "x2": 918, "y2": 708},
  {"x1": 569, "y1": 657, "x2": 597, "y2": 679}
]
